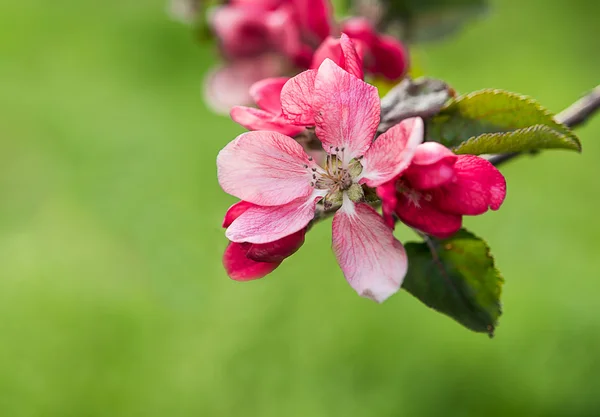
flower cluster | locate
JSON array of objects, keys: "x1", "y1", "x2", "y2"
[
  {"x1": 217, "y1": 35, "x2": 507, "y2": 302},
  {"x1": 205, "y1": 0, "x2": 408, "y2": 112}
]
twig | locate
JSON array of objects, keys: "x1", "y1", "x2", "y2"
[{"x1": 487, "y1": 85, "x2": 600, "y2": 166}]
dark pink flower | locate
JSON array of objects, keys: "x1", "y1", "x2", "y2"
[
  {"x1": 341, "y1": 17, "x2": 409, "y2": 81},
  {"x1": 218, "y1": 60, "x2": 424, "y2": 302},
  {"x1": 210, "y1": 2, "x2": 301, "y2": 60},
  {"x1": 222, "y1": 201, "x2": 306, "y2": 281},
  {"x1": 378, "y1": 142, "x2": 507, "y2": 238},
  {"x1": 230, "y1": 77, "x2": 305, "y2": 136}
]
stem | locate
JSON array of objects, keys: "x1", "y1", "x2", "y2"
[{"x1": 487, "y1": 85, "x2": 600, "y2": 166}]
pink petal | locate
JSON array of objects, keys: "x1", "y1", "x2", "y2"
[
  {"x1": 231, "y1": 0, "x2": 281, "y2": 9},
  {"x1": 431, "y1": 155, "x2": 507, "y2": 215},
  {"x1": 223, "y1": 241, "x2": 280, "y2": 281},
  {"x1": 341, "y1": 17, "x2": 377, "y2": 45},
  {"x1": 339, "y1": 33, "x2": 365, "y2": 80},
  {"x1": 311, "y1": 34, "x2": 364, "y2": 79},
  {"x1": 246, "y1": 228, "x2": 306, "y2": 263},
  {"x1": 217, "y1": 131, "x2": 313, "y2": 206},
  {"x1": 280, "y1": 69, "x2": 317, "y2": 126},
  {"x1": 376, "y1": 181, "x2": 398, "y2": 229},
  {"x1": 360, "y1": 117, "x2": 424, "y2": 187},
  {"x1": 369, "y1": 34, "x2": 408, "y2": 80},
  {"x1": 223, "y1": 201, "x2": 255, "y2": 228},
  {"x1": 340, "y1": 18, "x2": 408, "y2": 80},
  {"x1": 332, "y1": 202, "x2": 407, "y2": 303},
  {"x1": 203, "y1": 55, "x2": 285, "y2": 114},
  {"x1": 395, "y1": 189, "x2": 462, "y2": 239},
  {"x1": 403, "y1": 142, "x2": 458, "y2": 190},
  {"x1": 249, "y1": 77, "x2": 289, "y2": 114},
  {"x1": 226, "y1": 194, "x2": 321, "y2": 243},
  {"x1": 230, "y1": 106, "x2": 305, "y2": 136},
  {"x1": 313, "y1": 59, "x2": 380, "y2": 159},
  {"x1": 291, "y1": 0, "x2": 332, "y2": 44}
]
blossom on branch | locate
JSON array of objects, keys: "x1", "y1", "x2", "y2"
[
  {"x1": 217, "y1": 59, "x2": 423, "y2": 302},
  {"x1": 377, "y1": 142, "x2": 507, "y2": 238}
]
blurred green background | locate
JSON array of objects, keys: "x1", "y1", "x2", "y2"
[{"x1": 1, "y1": 0, "x2": 599, "y2": 416}]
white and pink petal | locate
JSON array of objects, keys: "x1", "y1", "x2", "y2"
[
  {"x1": 226, "y1": 193, "x2": 322, "y2": 244},
  {"x1": 280, "y1": 69, "x2": 317, "y2": 126},
  {"x1": 217, "y1": 131, "x2": 314, "y2": 206},
  {"x1": 332, "y1": 201, "x2": 407, "y2": 303},
  {"x1": 313, "y1": 59, "x2": 380, "y2": 160},
  {"x1": 360, "y1": 117, "x2": 424, "y2": 187}
]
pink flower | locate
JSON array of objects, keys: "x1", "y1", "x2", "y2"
[
  {"x1": 341, "y1": 17, "x2": 408, "y2": 81},
  {"x1": 378, "y1": 142, "x2": 507, "y2": 238},
  {"x1": 230, "y1": 77, "x2": 305, "y2": 136},
  {"x1": 210, "y1": 1, "x2": 302, "y2": 60},
  {"x1": 222, "y1": 201, "x2": 306, "y2": 281},
  {"x1": 217, "y1": 60, "x2": 424, "y2": 302}
]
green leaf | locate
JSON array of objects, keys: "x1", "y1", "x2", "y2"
[
  {"x1": 378, "y1": 77, "x2": 455, "y2": 133},
  {"x1": 402, "y1": 229, "x2": 503, "y2": 336},
  {"x1": 426, "y1": 89, "x2": 581, "y2": 154}
]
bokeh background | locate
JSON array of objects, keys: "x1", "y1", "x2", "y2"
[{"x1": 1, "y1": 0, "x2": 599, "y2": 416}]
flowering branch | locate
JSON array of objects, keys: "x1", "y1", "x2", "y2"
[
  {"x1": 487, "y1": 85, "x2": 600, "y2": 166},
  {"x1": 310, "y1": 84, "x2": 600, "y2": 225}
]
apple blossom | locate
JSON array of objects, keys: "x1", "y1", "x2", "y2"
[
  {"x1": 218, "y1": 60, "x2": 424, "y2": 302},
  {"x1": 378, "y1": 142, "x2": 507, "y2": 238}
]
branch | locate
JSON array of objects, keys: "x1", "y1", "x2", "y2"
[{"x1": 487, "y1": 85, "x2": 600, "y2": 166}]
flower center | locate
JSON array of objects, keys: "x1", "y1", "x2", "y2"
[
  {"x1": 306, "y1": 147, "x2": 365, "y2": 210},
  {"x1": 396, "y1": 180, "x2": 432, "y2": 208}
]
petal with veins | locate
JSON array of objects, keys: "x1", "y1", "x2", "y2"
[
  {"x1": 313, "y1": 59, "x2": 380, "y2": 159},
  {"x1": 360, "y1": 117, "x2": 424, "y2": 187},
  {"x1": 332, "y1": 201, "x2": 407, "y2": 303},
  {"x1": 226, "y1": 194, "x2": 322, "y2": 243},
  {"x1": 217, "y1": 131, "x2": 313, "y2": 206},
  {"x1": 280, "y1": 69, "x2": 317, "y2": 126},
  {"x1": 311, "y1": 34, "x2": 364, "y2": 79}
]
